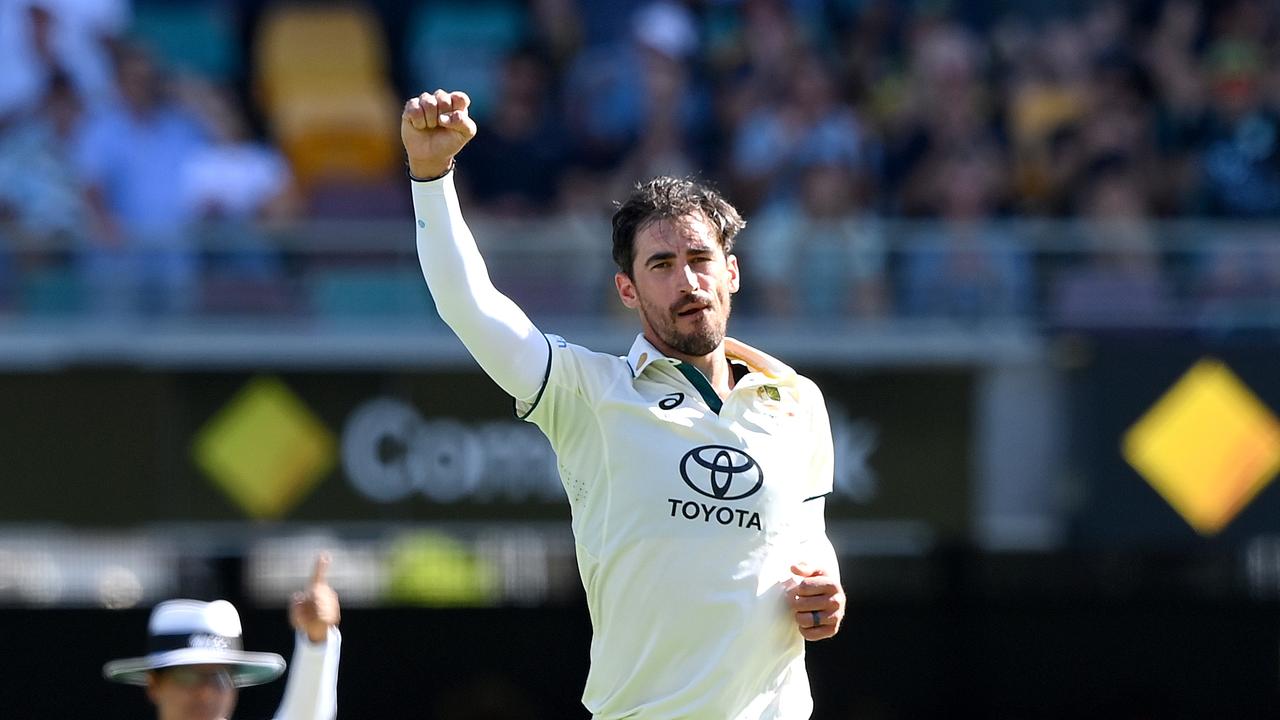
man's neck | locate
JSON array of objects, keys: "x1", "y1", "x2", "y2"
[{"x1": 645, "y1": 332, "x2": 734, "y2": 398}]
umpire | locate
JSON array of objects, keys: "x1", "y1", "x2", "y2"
[{"x1": 103, "y1": 555, "x2": 341, "y2": 720}]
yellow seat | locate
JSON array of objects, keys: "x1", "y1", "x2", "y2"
[
  {"x1": 271, "y1": 88, "x2": 401, "y2": 186},
  {"x1": 251, "y1": 2, "x2": 400, "y2": 187},
  {"x1": 253, "y1": 2, "x2": 390, "y2": 110}
]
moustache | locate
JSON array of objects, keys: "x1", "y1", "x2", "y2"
[{"x1": 671, "y1": 295, "x2": 716, "y2": 315}]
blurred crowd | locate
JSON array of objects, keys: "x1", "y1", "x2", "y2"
[{"x1": 2, "y1": 0, "x2": 1280, "y2": 324}]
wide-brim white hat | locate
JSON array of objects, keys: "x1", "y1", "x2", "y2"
[{"x1": 103, "y1": 599, "x2": 286, "y2": 688}]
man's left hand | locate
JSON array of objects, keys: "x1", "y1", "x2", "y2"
[{"x1": 784, "y1": 562, "x2": 845, "y2": 641}]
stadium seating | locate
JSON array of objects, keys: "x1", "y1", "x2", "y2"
[
  {"x1": 252, "y1": 3, "x2": 399, "y2": 188},
  {"x1": 306, "y1": 267, "x2": 434, "y2": 319},
  {"x1": 129, "y1": 0, "x2": 240, "y2": 81},
  {"x1": 404, "y1": 2, "x2": 526, "y2": 121},
  {"x1": 20, "y1": 266, "x2": 83, "y2": 316}
]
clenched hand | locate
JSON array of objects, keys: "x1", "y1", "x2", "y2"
[{"x1": 401, "y1": 89, "x2": 478, "y2": 179}]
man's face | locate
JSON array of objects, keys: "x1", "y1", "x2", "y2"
[
  {"x1": 118, "y1": 52, "x2": 160, "y2": 112},
  {"x1": 146, "y1": 665, "x2": 237, "y2": 720},
  {"x1": 615, "y1": 214, "x2": 739, "y2": 357}
]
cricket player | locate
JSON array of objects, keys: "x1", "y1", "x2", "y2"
[
  {"x1": 103, "y1": 555, "x2": 341, "y2": 720},
  {"x1": 403, "y1": 89, "x2": 845, "y2": 719}
]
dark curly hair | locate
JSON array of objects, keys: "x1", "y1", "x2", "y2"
[{"x1": 611, "y1": 176, "x2": 746, "y2": 277}]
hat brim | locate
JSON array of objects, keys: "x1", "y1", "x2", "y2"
[{"x1": 103, "y1": 649, "x2": 286, "y2": 687}]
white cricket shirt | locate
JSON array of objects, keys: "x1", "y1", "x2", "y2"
[{"x1": 519, "y1": 333, "x2": 835, "y2": 719}]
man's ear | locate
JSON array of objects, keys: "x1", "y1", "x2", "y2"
[
  {"x1": 615, "y1": 271, "x2": 640, "y2": 309},
  {"x1": 726, "y1": 254, "x2": 740, "y2": 294},
  {"x1": 145, "y1": 672, "x2": 161, "y2": 704}
]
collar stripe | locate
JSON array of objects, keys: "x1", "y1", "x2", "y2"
[{"x1": 674, "y1": 362, "x2": 723, "y2": 415}]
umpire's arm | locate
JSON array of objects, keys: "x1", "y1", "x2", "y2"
[{"x1": 273, "y1": 555, "x2": 341, "y2": 720}]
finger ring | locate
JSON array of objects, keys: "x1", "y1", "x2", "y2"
[{"x1": 810, "y1": 611, "x2": 821, "y2": 628}]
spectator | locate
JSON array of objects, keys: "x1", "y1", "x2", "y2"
[
  {"x1": 529, "y1": 0, "x2": 583, "y2": 74},
  {"x1": 899, "y1": 143, "x2": 1033, "y2": 321},
  {"x1": 1194, "y1": 39, "x2": 1280, "y2": 216},
  {"x1": 0, "y1": 0, "x2": 58, "y2": 122},
  {"x1": 1078, "y1": 49, "x2": 1161, "y2": 194},
  {"x1": 607, "y1": 24, "x2": 704, "y2": 200},
  {"x1": 707, "y1": 0, "x2": 807, "y2": 101},
  {"x1": 75, "y1": 41, "x2": 209, "y2": 316},
  {"x1": 176, "y1": 79, "x2": 299, "y2": 313},
  {"x1": 708, "y1": 0, "x2": 808, "y2": 134},
  {"x1": 562, "y1": 0, "x2": 708, "y2": 173},
  {"x1": 1050, "y1": 157, "x2": 1174, "y2": 328},
  {"x1": 891, "y1": 22, "x2": 1004, "y2": 216},
  {"x1": 458, "y1": 49, "x2": 567, "y2": 217},
  {"x1": 747, "y1": 162, "x2": 887, "y2": 320},
  {"x1": 10, "y1": 0, "x2": 1280, "y2": 328},
  {"x1": 1002, "y1": 17, "x2": 1089, "y2": 214},
  {"x1": 0, "y1": 69, "x2": 91, "y2": 311},
  {"x1": 179, "y1": 81, "x2": 299, "y2": 225},
  {"x1": 0, "y1": 0, "x2": 128, "y2": 120},
  {"x1": 1145, "y1": 0, "x2": 1208, "y2": 211},
  {"x1": 0, "y1": 71, "x2": 91, "y2": 248},
  {"x1": 729, "y1": 51, "x2": 874, "y2": 214}
]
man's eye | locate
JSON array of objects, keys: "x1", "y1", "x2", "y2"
[{"x1": 651, "y1": 262, "x2": 670, "y2": 270}]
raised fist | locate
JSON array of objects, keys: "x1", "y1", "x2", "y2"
[{"x1": 401, "y1": 89, "x2": 477, "y2": 179}]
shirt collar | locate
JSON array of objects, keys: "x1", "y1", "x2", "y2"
[
  {"x1": 723, "y1": 337, "x2": 795, "y2": 381},
  {"x1": 625, "y1": 334, "x2": 671, "y2": 376},
  {"x1": 625, "y1": 334, "x2": 796, "y2": 381}
]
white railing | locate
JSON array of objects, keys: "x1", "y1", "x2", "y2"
[{"x1": 2, "y1": 215, "x2": 1278, "y2": 366}]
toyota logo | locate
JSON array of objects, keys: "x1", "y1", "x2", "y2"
[{"x1": 679, "y1": 445, "x2": 764, "y2": 500}]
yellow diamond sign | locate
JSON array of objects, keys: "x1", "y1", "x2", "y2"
[
  {"x1": 194, "y1": 376, "x2": 336, "y2": 519},
  {"x1": 1122, "y1": 359, "x2": 1280, "y2": 535}
]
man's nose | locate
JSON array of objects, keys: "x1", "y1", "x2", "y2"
[
  {"x1": 679, "y1": 263, "x2": 698, "y2": 291},
  {"x1": 193, "y1": 682, "x2": 224, "y2": 704}
]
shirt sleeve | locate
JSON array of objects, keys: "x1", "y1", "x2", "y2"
[
  {"x1": 74, "y1": 113, "x2": 115, "y2": 186},
  {"x1": 515, "y1": 336, "x2": 626, "y2": 509},
  {"x1": 412, "y1": 174, "x2": 549, "y2": 403},
  {"x1": 797, "y1": 378, "x2": 839, "y2": 577},
  {"x1": 272, "y1": 628, "x2": 341, "y2": 720},
  {"x1": 795, "y1": 377, "x2": 835, "y2": 500},
  {"x1": 514, "y1": 334, "x2": 622, "y2": 420}
]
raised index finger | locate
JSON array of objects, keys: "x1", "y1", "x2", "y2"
[{"x1": 310, "y1": 553, "x2": 331, "y2": 587}]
